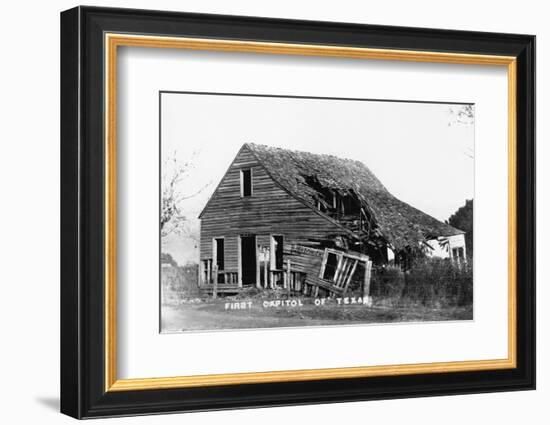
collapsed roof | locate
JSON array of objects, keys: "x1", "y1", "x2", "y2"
[{"x1": 246, "y1": 143, "x2": 463, "y2": 251}]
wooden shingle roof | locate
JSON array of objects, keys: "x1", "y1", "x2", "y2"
[{"x1": 246, "y1": 143, "x2": 463, "y2": 250}]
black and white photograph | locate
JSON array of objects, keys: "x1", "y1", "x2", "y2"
[
  {"x1": 160, "y1": 92, "x2": 475, "y2": 333},
  {"x1": 51, "y1": 3, "x2": 537, "y2": 421}
]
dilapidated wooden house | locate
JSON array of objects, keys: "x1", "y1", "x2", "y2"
[{"x1": 198, "y1": 143, "x2": 466, "y2": 296}]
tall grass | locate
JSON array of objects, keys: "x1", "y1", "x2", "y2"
[
  {"x1": 370, "y1": 258, "x2": 472, "y2": 308},
  {"x1": 369, "y1": 265, "x2": 405, "y2": 307},
  {"x1": 161, "y1": 263, "x2": 200, "y2": 304}
]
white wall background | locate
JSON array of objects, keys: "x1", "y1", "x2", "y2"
[{"x1": 0, "y1": 0, "x2": 545, "y2": 423}]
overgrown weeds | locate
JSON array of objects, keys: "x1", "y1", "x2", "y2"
[{"x1": 370, "y1": 258, "x2": 472, "y2": 308}]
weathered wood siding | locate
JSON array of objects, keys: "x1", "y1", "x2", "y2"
[{"x1": 199, "y1": 145, "x2": 347, "y2": 275}]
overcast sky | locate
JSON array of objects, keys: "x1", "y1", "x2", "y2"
[{"x1": 161, "y1": 92, "x2": 474, "y2": 266}]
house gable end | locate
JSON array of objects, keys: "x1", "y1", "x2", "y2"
[
  {"x1": 199, "y1": 143, "x2": 357, "y2": 237},
  {"x1": 198, "y1": 144, "x2": 258, "y2": 219}
]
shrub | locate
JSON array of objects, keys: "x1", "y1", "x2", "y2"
[
  {"x1": 403, "y1": 258, "x2": 472, "y2": 307},
  {"x1": 161, "y1": 263, "x2": 200, "y2": 304},
  {"x1": 370, "y1": 258, "x2": 472, "y2": 308},
  {"x1": 370, "y1": 264, "x2": 405, "y2": 306}
]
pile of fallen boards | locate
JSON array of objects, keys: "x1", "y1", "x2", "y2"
[{"x1": 283, "y1": 244, "x2": 371, "y2": 297}]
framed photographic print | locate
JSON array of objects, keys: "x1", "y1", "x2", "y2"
[{"x1": 60, "y1": 6, "x2": 535, "y2": 419}]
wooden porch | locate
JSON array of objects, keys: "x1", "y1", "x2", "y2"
[{"x1": 199, "y1": 246, "x2": 372, "y2": 299}]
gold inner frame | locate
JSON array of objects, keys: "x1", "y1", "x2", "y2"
[{"x1": 104, "y1": 33, "x2": 517, "y2": 392}]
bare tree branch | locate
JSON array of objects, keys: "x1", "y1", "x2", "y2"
[
  {"x1": 448, "y1": 105, "x2": 475, "y2": 160},
  {"x1": 448, "y1": 105, "x2": 474, "y2": 126},
  {"x1": 161, "y1": 151, "x2": 211, "y2": 238}
]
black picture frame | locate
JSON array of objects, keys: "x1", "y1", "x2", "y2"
[{"x1": 61, "y1": 5, "x2": 535, "y2": 419}]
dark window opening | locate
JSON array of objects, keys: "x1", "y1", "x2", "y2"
[
  {"x1": 452, "y1": 247, "x2": 465, "y2": 260},
  {"x1": 351, "y1": 261, "x2": 366, "y2": 292},
  {"x1": 342, "y1": 194, "x2": 360, "y2": 215},
  {"x1": 273, "y1": 235, "x2": 283, "y2": 269},
  {"x1": 241, "y1": 169, "x2": 252, "y2": 197},
  {"x1": 215, "y1": 238, "x2": 224, "y2": 271},
  {"x1": 322, "y1": 252, "x2": 339, "y2": 281}
]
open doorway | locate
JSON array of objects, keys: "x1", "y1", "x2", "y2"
[{"x1": 240, "y1": 235, "x2": 257, "y2": 286}]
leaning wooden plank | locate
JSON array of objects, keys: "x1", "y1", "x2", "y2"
[
  {"x1": 342, "y1": 259, "x2": 354, "y2": 287},
  {"x1": 333, "y1": 254, "x2": 345, "y2": 284},
  {"x1": 318, "y1": 249, "x2": 329, "y2": 278},
  {"x1": 305, "y1": 274, "x2": 344, "y2": 295},
  {"x1": 363, "y1": 260, "x2": 373, "y2": 298},
  {"x1": 324, "y1": 247, "x2": 370, "y2": 263},
  {"x1": 336, "y1": 258, "x2": 351, "y2": 288},
  {"x1": 342, "y1": 260, "x2": 359, "y2": 295}
]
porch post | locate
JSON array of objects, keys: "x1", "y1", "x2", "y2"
[
  {"x1": 286, "y1": 260, "x2": 291, "y2": 296},
  {"x1": 212, "y1": 265, "x2": 218, "y2": 299},
  {"x1": 256, "y1": 247, "x2": 261, "y2": 289},
  {"x1": 237, "y1": 236, "x2": 243, "y2": 288}
]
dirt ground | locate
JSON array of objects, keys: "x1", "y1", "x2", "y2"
[{"x1": 161, "y1": 297, "x2": 473, "y2": 332}]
